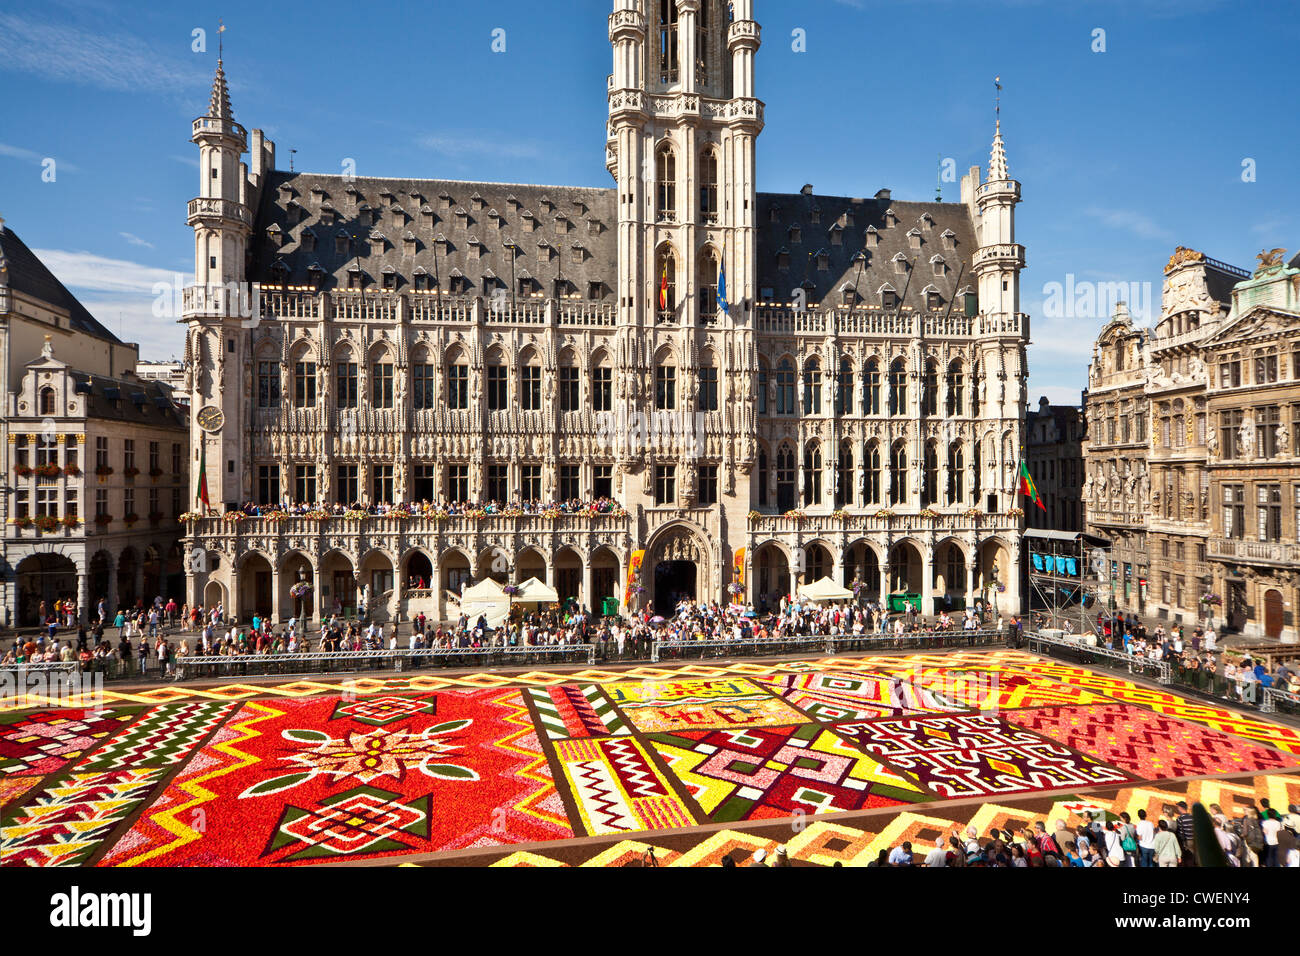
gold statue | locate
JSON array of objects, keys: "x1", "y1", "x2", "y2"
[{"x1": 1256, "y1": 248, "x2": 1287, "y2": 270}]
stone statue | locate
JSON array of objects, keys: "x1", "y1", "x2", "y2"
[
  {"x1": 1206, "y1": 432, "x2": 1219, "y2": 457},
  {"x1": 1239, "y1": 415, "x2": 1255, "y2": 456},
  {"x1": 1279, "y1": 423, "x2": 1290, "y2": 455}
]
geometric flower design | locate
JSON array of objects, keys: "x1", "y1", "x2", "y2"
[
  {"x1": 238, "y1": 720, "x2": 479, "y2": 798},
  {"x1": 0, "y1": 710, "x2": 138, "y2": 776},
  {"x1": 552, "y1": 736, "x2": 695, "y2": 836},
  {"x1": 834, "y1": 714, "x2": 1132, "y2": 798},
  {"x1": 329, "y1": 695, "x2": 438, "y2": 726},
  {"x1": 527, "y1": 686, "x2": 629, "y2": 740},
  {"x1": 265, "y1": 785, "x2": 431, "y2": 862},
  {"x1": 646, "y1": 724, "x2": 929, "y2": 822},
  {"x1": 750, "y1": 672, "x2": 945, "y2": 721},
  {"x1": 605, "y1": 678, "x2": 810, "y2": 732},
  {"x1": 1008, "y1": 703, "x2": 1296, "y2": 781}
]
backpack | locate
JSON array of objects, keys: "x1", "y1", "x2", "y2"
[
  {"x1": 1240, "y1": 816, "x2": 1265, "y2": 853},
  {"x1": 1039, "y1": 833, "x2": 1061, "y2": 857},
  {"x1": 1121, "y1": 825, "x2": 1138, "y2": 853}
]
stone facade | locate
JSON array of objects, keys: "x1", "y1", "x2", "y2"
[
  {"x1": 1025, "y1": 396, "x2": 1084, "y2": 533},
  {"x1": 0, "y1": 221, "x2": 189, "y2": 626},
  {"x1": 182, "y1": 1, "x2": 1029, "y2": 625},
  {"x1": 1084, "y1": 245, "x2": 1300, "y2": 642}
]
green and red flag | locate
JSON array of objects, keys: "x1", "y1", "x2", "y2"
[
  {"x1": 1018, "y1": 459, "x2": 1045, "y2": 511},
  {"x1": 196, "y1": 440, "x2": 211, "y2": 511}
]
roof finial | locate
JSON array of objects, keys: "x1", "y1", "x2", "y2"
[
  {"x1": 989, "y1": 75, "x2": 1008, "y2": 182},
  {"x1": 994, "y1": 74, "x2": 1001, "y2": 131},
  {"x1": 218, "y1": 18, "x2": 225, "y2": 63}
]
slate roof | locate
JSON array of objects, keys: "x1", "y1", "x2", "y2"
[
  {"x1": 66, "y1": 372, "x2": 187, "y2": 428},
  {"x1": 249, "y1": 172, "x2": 619, "y2": 300},
  {"x1": 0, "y1": 224, "x2": 123, "y2": 343},
  {"x1": 755, "y1": 191, "x2": 978, "y2": 310}
]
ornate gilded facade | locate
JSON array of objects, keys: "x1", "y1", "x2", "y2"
[{"x1": 183, "y1": 1, "x2": 1028, "y2": 625}]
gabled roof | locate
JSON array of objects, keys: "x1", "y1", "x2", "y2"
[{"x1": 0, "y1": 224, "x2": 122, "y2": 343}]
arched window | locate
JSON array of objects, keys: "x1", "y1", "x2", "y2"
[
  {"x1": 803, "y1": 442, "x2": 823, "y2": 506},
  {"x1": 518, "y1": 347, "x2": 542, "y2": 412},
  {"x1": 923, "y1": 441, "x2": 939, "y2": 506},
  {"x1": 656, "y1": 245, "x2": 677, "y2": 321},
  {"x1": 836, "y1": 357, "x2": 854, "y2": 415},
  {"x1": 922, "y1": 359, "x2": 938, "y2": 416},
  {"x1": 836, "y1": 442, "x2": 854, "y2": 507},
  {"x1": 947, "y1": 442, "x2": 965, "y2": 504},
  {"x1": 700, "y1": 148, "x2": 719, "y2": 223},
  {"x1": 757, "y1": 359, "x2": 769, "y2": 415},
  {"x1": 591, "y1": 349, "x2": 612, "y2": 411},
  {"x1": 757, "y1": 445, "x2": 769, "y2": 507},
  {"x1": 803, "y1": 357, "x2": 822, "y2": 415},
  {"x1": 888, "y1": 358, "x2": 907, "y2": 416},
  {"x1": 889, "y1": 440, "x2": 908, "y2": 505},
  {"x1": 695, "y1": 0, "x2": 712, "y2": 87},
  {"x1": 864, "y1": 441, "x2": 881, "y2": 504},
  {"x1": 698, "y1": 349, "x2": 718, "y2": 411},
  {"x1": 863, "y1": 358, "x2": 881, "y2": 415},
  {"x1": 698, "y1": 247, "x2": 720, "y2": 324},
  {"x1": 775, "y1": 359, "x2": 795, "y2": 415},
  {"x1": 946, "y1": 359, "x2": 964, "y2": 416},
  {"x1": 446, "y1": 347, "x2": 469, "y2": 410},
  {"x1": 654, "y1": 351, "x2": 677, "y2": 410},
  {"x1": 655, "y1": 144, "x2": 677, "y2": 222},
  {"x1": 39, "y1": 387, "x2": 55, "y2": 416},
  {"x1": 657, "y1": 0, "x2": 679, "y2": 84},
  {"x1": 776, "y1": 444, "x2": 796, "y2": 512}
]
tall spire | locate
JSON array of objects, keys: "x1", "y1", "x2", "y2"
[
  {"x1": 208, "y1": 20, "x2": 232, "y2": 120},
  {"x1": 989, "y1": 74, "x2": 1008, "y2": 181}
]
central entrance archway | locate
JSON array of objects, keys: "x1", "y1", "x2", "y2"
[
  {"x1": 16, "y1": 552, "x2": 78, "y2": 626},
  {"x1": 645, "y1": 522, "x2": 711, "y2": 617},
  {"x1": 654, "y1": 561, "x2": 696, "y2": 616}
]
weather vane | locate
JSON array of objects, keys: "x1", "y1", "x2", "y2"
[
  {"x1": 218, "y1": 18, "x2": 225, "y2": 60},
  {"x1": 995, "y1": 75, "x2": 1002, "y2": 125}
]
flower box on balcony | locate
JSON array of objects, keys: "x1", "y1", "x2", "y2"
[
  {"x1": 34, "y1": 463, "x2": 62, "y2": 478},
  {"x1": 123, "y1": 467, "x2": 141, "y2": 479},
  {"x1": 93, "y1": 514, "x2": 113, "y2": 526},
  {"x1": 61, "y1": 515, "x2": 81, "y2": 528},
  {"x1": 179, "y1": 512, "x2": 203, "y2": 522},
  {"x1": 148, "y1": 468, "x2": 164, "y2": 481},
  {"x1": 33, "y1": 514, "x2": 59, "y2": 533},
  {"x1": 12, "y1": 515, "x2": 33, "y2": 528},
  {"x1": 123, "y1": 512, "x2": 139, "y2": 527},
  {"x1": 63, "y1": 464, "x2": 81, "y2": 477},
  {"x1": 13, "y1": 464, "x2": 32, "y2": 477}
]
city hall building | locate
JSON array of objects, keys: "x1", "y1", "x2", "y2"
[{"x1": 183, "y1": 0, "x2": 1029, "y2": 624}]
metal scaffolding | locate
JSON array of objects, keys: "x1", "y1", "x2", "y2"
[{"x1": 1024, "y1": 528, "x2": 1112, "y2": 634}]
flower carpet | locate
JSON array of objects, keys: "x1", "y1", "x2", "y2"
[{"x1": 2, "y1": 649, "x2": 1298, "y2": 867}]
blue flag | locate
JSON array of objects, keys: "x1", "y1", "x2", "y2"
[{"x1": 716, "y1": 253, "x2": 728, "y2": 315}]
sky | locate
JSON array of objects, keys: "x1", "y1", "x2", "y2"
[{"x1": 1, "y1": 0, "x2": 1296, "y2": 405}]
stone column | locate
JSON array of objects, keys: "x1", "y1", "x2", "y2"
[{"x1": 77, "y1": 570, "x2": 89, "y2": 625}]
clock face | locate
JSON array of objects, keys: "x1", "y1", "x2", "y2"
[{"x1": 197, "y1": 405, "x2": 225, "y2": 433}]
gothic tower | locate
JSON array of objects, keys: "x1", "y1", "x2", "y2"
[
  {"x1": 184, "y1": 59, "x2": 253, "y2": 511},
  {"x1": 964, "y1": 118, "x2": 1028, "y2": 511},
  {"x1": 607, "y1": 0, "x2": 763, "y2": 582}
]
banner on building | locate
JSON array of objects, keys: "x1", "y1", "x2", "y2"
[{"x1": 625, "y1": 549, "x2": 645, "y2": 607}]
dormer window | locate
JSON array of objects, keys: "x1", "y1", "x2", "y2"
[
  {"x1": 434, "y1": 233, "x2": 450, "y2": 252},
  {"x1": 841, "y1": 285, "x2": 858, "y2": 306},
  {"x1": 539, "y1": 195, "x2": 554, "y2": 212},
  {"x1": 815, "y1": 250, "x2": 830, "y2": 271},
  {"x1": 439, "y1": 192, "x2": 454, "y2": 210},
  {"x1": 319, "y1": 203, "x2": 336, "y2": 226},
  {"x1": 553, "y1": 215, "x2": 570, "y2": 234},
  {"x1": 454, "y1": 207, "x2": 469, "y2": 225},
  {"x1": 517, "y1": 271, "x2": 535, "y2": 296},
  {"x1": 829, "y1": 223, "x2": 843, "y2": 246},
  {"x1": 301, "y1": 228, "x2": 317, "y2": 252},
  {"x1": 468, "y1": 237, "x2": 485, "y2": 260},
  {"x1": 382, "y1": 266, "x2": 398, "y2": 291},
  {"x1": 521, "y1": 210, "x2": 537, "y2": 233},
  {"x1": 571, "y1": 244, "x2": 586, "y2": 264},
  {"x1": 449, "y1": 269, "x2": 466, "y2": 294},
  {"x1": 842, "y1": 210, "x2": 855, "y2": 227},
  {"x1": 777, "y1": 248, "x2": 790, "y2": 271},
  {"x1": 355, "y1": 203, "x2": 373, "y2": 226},
  {"x1": 919, "y1": 212, "x2": 935, "y2": 232},
  {"x1": 345, "y1": 184, "x2": 362, "y2": 205},
  {"x1": 506, "y1": 194, "x2": 521, "y2": 209},
  {"x1": 403, "y1": 231, "x2": 417, "y2": 255},
  {"x1": 930, "y1": 254, "x2": 945, "y2": 277},
  {"x1": 277, "y1": 182, "x2": 295, "y2": 202},
  {"x1": 571, "y1": 198, "x2": 587, "y2": 215},
  {"x1": 587, "y1": 219, "x2": 602, "y2": 235},
  {"x1": 413, "y1": 268, "x2": 430, "y2": 291},
  {"x1": 922, "y1": 285, "x2": 942, "y2": 310},
  {"x1": 287, "y1": 200, "x2": 304, "y2": 224},
  {"x1": 270, "y1": 260, "x2": 290, "y2": 284},
  {"x1": 788, "y1": 225, "x2": 802, "y2": 244},
  {"x1": 379, "y1": 188, "x2": 395, "y2": 206},
  {"x1": 880, "y1": 286, "x2": 899, "y2": 310},
  {"x1": 865, "y1": 225, "x2": 879, "y2": 248},
  {"x1": 368, "y1": 231, "x2": 386, "y2": 256},
  {"x1": 310, "y1": 186, "x2": 327, "y2": 203},
  {"x1": 884, "y1": 208, "x2": 898, "y2": 227},
  {"x1": 487, "y1": 208, "x2": 503, "y2": 228},
  {"x1": 420, "y1": 203, "x2": 435, "y2": 224},
  {"x1": 307, "y1": 263, "x2": 324, "y2": 288},
  {"x1": 470, "y1": 192, "x2": 486, "y2": 209},
  {"x1": 892, "y1": 252, "x2": 909, "y2": 274},
  {"x1": 769, "y1": 205, "x2": 781, "y2": 223},
  {"x1": 809, "y1": 206, "x2": 821, "y2": 225},
  {"x1": 941, "y1": 228, "x2": 957, "y2": 250},
  {"x1": 390, "y1": 205, "x2": 406, "y2": 229},
  {"x1": 266, "y1": 223, "x2": 285, "y2": 247},
  {"x1": 587, "y1": 281, "x2": 603, "y2": 300},
  {"x1": 347, "y1": 265, "x2": 364, "y2": 290},
  {"x1": 907, "y1": 228, "x2": 922, "y2": 250},
  {"x1": 537, "y1": 239, "x2": 555, "y2": 261}
]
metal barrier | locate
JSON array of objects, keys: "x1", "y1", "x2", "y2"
[
  {"x1": 1262, "y1": 686, "x2": 1300, "y2": 715},
  {"x1": 174, "y1": 643, "x2": 596, "y2": 680},
  {"x1": 1025, "y1": 631, "x2": 1172, "y2": 685},
  {"x1": 650, "y1": 628, "x2": 1004, "y2": 662},
  {"x1": 0, "y1": 661, "x2": 80, "y2": 679}
]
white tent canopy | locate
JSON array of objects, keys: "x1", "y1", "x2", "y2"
[
  {"x1": 797, "y1": 576, "x2": 854, "y2": 603},
  {"x1": 515, "y1": 576, "x2": 559, "y2": 605},
  {"x1": 454, "y1": 577, "x2": 510, "y2": 628}
]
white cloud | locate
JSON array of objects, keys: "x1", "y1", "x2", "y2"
[
  {"x1": 0, "y1": 13, "x2": 208, "y2": 99},
  {"x1": 0, "y1": 141, "x2": 79, "y2": 173},
  {"x1": 32, "y1": 249, "x2": 190, "y2": 359},
  {"x1": 119, "y1": 232, "x2": 154, "y2": 249}
]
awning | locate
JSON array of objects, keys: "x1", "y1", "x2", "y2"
[
  {"x1": 516, "y1": 577, "x2": 559, "y2": 605},
  {"x1": 797, "y1": 576, "x2": 854, "y2": 603}
]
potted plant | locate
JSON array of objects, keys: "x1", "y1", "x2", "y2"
[
  {"x1": 33, "y1": 514, "x2": 58, "y2": 533},
  {"x1": 93, "y1": 514, "x2": 113, "y2": 526},
  {"x1": 123, "y1": 466, "x2": 140, "y2": 478},
  {"x1": 13, "y1": 515, "x2": 33, "y2": 528},
  {"x1": 63, "y1": 464, "x2": 81, "y2": 477},
  {"x1": 61, "y1": 515, "x2": 81, "y2": 528},
  {"x1": 123, "y1": 511, "x2": 140, "y2": 527},
  {"x1": 35, "y1": 463, "x2": 62, "y2": 478},
  {"x1": 13, "y1": 463, "x2": 32, "y2": 477},
  {"x1": 95, "y1": 465, "x2": 114, "y2": 480},
  {"x1": 178, "y1": 511, "x2": 203, "y2": 522}
]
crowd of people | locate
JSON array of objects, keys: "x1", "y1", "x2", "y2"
[
  {"x1": 228, "y1": 497, "x2": 626, "y2": 518},
  {"x1": 854, "y1": 800, "x2": 1300, "y2": 868}
]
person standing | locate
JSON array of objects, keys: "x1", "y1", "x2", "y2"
[
  {"x1": 1151, "y1": 820, "x2": 1181, "y2": 867},
  {"x1": 1135, "y1": 808, "x2": 1156, "y2": 867}
]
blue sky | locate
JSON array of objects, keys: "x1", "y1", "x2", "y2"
[{"x1": 1, "y1": 0, "x2": 1296, "y2": 404}]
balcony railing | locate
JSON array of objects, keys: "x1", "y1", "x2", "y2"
[
  {"x1": 747, "y1": 511, "x2": 1020, "y2": 537},
  {"x1": 1207, "y1": 536, "x2": 1300, "y2": 567}
]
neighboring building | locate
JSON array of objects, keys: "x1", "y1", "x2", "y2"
[
  {"x1": 183, "y1": 1, "x2": 1029, "y2": 625},
  {"x1": 1144, "y1": 247, "x2": 1242, "y2": 628},
  {"x1": 0, "y1": 219, "x2": 189, "y2": 626},
  {"x1": 136, "y1": 360, "x2": 188, "y2": 400},
  {"x1": 1082, "y1": 302, "x2": 1151, "y2": 614},
  {"x1": 1202, "y1": 249, "x2": 1300, "y2": 641},
  {"x1": 1025, "y1": 395, "x2": 1084, "y2": 533},
  {"x1": 1084, "y1": 245, "x2": 1300, "y2": 642}
]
